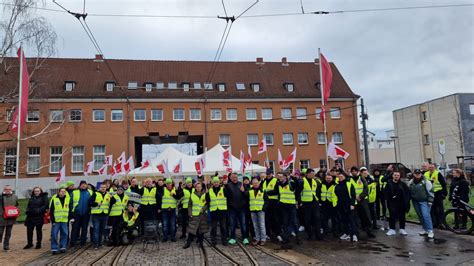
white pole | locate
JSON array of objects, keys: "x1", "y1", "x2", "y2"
[
  {"x1": 14, "y1": 47, "x2": 24, "y2": 194},
  {"x1": 319, "y1": 48, "x2": 330, "y2": 169}
]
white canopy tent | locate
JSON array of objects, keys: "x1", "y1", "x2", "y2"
[{"x1": 126, "y1": 144, "x2": 266, "y2": 177}]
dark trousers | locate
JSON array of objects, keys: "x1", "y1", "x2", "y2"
[
  {"x1": 27, "y1": 224, "x2": 43, "y2": 246},
  {"x1": 302, "y1": 203, "x2": 321, "y2": 239},
  {"x1": 210, "y1": 210, "x2": 228, "y2": 244},
  {"x1": 430, "y1": 193, "x2": 445, "y2": 228},
  {"x1": 376, "y1": 193, "x2": 387, "y2": 218},
  {"x1": 321, "y1": 203, "x2": 339, "y2": 235},
  {"x1": 388, "y1": 205, "x2": 406, "y2": 230},
  {"x1": 162, "y1": 209, "x2": 177, "y2": 240},
  {"x1": 180, "y1": 208, "x2": 189, "y2": 237},
  {"x1": 337, "y1": 206, "x2": 357, "y2": 236},
  {"x1": 356, "y1": 200, "x2": 372, "y2": 232},
  {"x1": 245, "y1": 209, "x2": 254, "y2": 239},
  {"x1": 265, "y1": 200, "x2": 280, "y2": 238},
  {"x1": 91, "y1": 215, "x2": 107, "y2": 247},
  {"x1": 139, "y1": 204, "x2": 157, "y2": 235},
  {"x1": 0, "y1": 225, "x2": 13, "y2": 248},
  {"x1": 71, "y1": 213, "x2": 90, "y2": 246},
  {"x1": 281, "y1": 204, "x2": 298, "y2": 242},
  {"x1": 186, "y1": 231, "x2": 204, "y2": 245},
  {"x1": 368, "y1": 202, "x2": 378, "y2": 227},
  {"x1": 228, "y1": 208, "x2": 248, "y2": 239},
  {"x1": 109, "y1": 215, "x2": 123, "y2": 245}
]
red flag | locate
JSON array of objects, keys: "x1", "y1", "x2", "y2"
[
  {"x1": 105, "y1": 155, "x2": 113, "y2": 166},
  {"x1": 282, "y1": 148, "x2": 297, "y2": 170},
  {"x1": 278, "y1": 149, "x2": 284, "y2": 168},
  {"x1": 117, "y1": 152, "x2": 126, "y2": 164},
  {"x1": 195, "y1": 155, "x2": 205, "y2": 175},
  {"x1": 223, "y1": 149, "x2": 231, "y2": 167},
  {"x1": 9, "y1": 48, "x2": 30, "y2": 132},
  {"x1": 195, "y1": 161, "x2": 202, "y2": 175},
  {"x1": 123, "y1": 156, "x2": 134, "y2": 173},
  {"x1": 114, "y1": 162, "x2": 123, "y2": 174},
  {"x1": 140, "y1": 160, "x2": 150, "y2": 170},
  {"x1": 320, "y1": 52, "x2": 333, "y2": 105},
  {"x1": 327, "y1": 142, "x2": 350, "y2": 160},
  {"x1": 264, "y1": 156, "x2": 270, "y2": 169},
  {"x1": 98, "y1": 164, "x2": 106, "y2": 175},
  {"x1": 55, "y1": 165, "x2": 66, "y2": 183},
  {"x1": 156, "y1": 160, "x2": 168, "y2": 174},
  {"x1": 246, "y1": 145, "x2": 252, "y2": 166},
  {"x1": 84, "y1": 160, "x2": 95, "y2": 176},
  {"x1": 319, "y1": 106, "x2": 326, "y2": 120},
  {"x1": 172, "y1": 159, "x2": 182, "y2": 174},
  {"x1": 240, "y1": 150, "x2": 246, "y2": 174},
  {"x1": 257, "y1": 138, "x2": 267, "y2": 155}
]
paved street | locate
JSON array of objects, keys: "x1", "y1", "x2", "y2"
[{"x1": 0, "y1": 223, "x2": 473, "y2": 265}]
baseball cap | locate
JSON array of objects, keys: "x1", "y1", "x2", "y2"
[{"x1": 414, "y1": 169, "x2": 422, "y2": 174}]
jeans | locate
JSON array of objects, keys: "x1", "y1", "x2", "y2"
[
  {"x1": 91, "y1": 215, "x2": 107, "y2": 247},
  {"x1": 162, "y1": 209, "x2": 176, "y2": 240},
  {"x1": 412, "y1": 200, "x2": 433, "y2": 232},
  {"x1": 71, "y1": 213, "x2": 90, "y2": 246},
  {"x1": 302, "y1": 203, "x2": 322, "y2": 239},
  {"x1": 228, "y1": 208, "x2": 248, "y2": 239},
  {"x1": 27, "y1": 224, "x2": 43, "y2": 246},
  {"x1": 51, "y1": 222, "x2": 68, "y2": 251},
  {"x1": 265, "y1": 200, "x2": 281, "y2": 238},
  {"x1": 0, "y1": 225, "x2": 13, "y2": 248},
  {"x1": 210, "y1": 210, "x2": 227, "y2": 244},
  {"x1": 251, "y1": 211, "x2": 267, "y2": 242},
  {"x1": 281, "y1": 204, "x2": 298, "y2": 242}
]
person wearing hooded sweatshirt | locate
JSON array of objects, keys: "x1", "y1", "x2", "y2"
[
  {"x1": 70, "y1": 180, "x2": 93, "y2": 248},
  {"x1": 206, "y1": 176, "x2": 228, "y2": 246},
  {"x1": 108, "y1": 186, "x2": 128, "y2": 246},
  {"x1": 408, "y1": 169, "x2": 434, "y2": 238},
  {"x1": 449, "y1": 169, "x2": 470, "y2": 230},
  {"x1": 158, "y1": 178, "x2": 183, "y2": 242},
  {"x1": 224, "y1": 172, "x2": 250, "y2": 245},
  {"x1": 24, "y1": 187, "x2": 49, "y2": 249},
  {"x1": 180, "y1": 177, "x2": 194, "y2": 239},
  {"x1": 49, "y1": 187, "x2": 73, "y2": 255},
  {"x1": 384, "y1": 170, "x2": 410, "y2": 236},
  {"x1": 332, "y1": 170, "x2": 358, "y2": 242}
]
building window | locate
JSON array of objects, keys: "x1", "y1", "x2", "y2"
[
  {"x1": 283, "y1": 133, "x2": 293, "y2": 145},
  {"x1": 261, "y1": 108, "x2": 272, "y2": 120},
  {"x1": 173, "y1": 108, "x2": 185, "y2": 121},
  {"x1": 427, "y1": 158, "x2": 432, "y2": 164},
  {"x1": 218, "y1": 83, "x2": 226, "y2": 92},
  {"x1": 151, "y1": 109, "x2": 163, "y2": 121},
  {"x1": 211, "y1": 109, "x2": 222, "y2": 120},
  {"x1": 49, "y1": 146, "x2": 62, "y2": 173},
  {"x1": 219, "y1": 134, "x2": 230, "y2": 147},
  {"x1": 236, "y1": 83, "x2": 246, "y2": 90},
  {"x1": 315, "y1": 108, "x2": 322, "y2": 119},
  {"x1": 298, "y1": 133, "x2": 309, "y2": 145},
  {"x1": 251, "y1": 83, "x2": 260, "y2": 92},
  {"x1": 268, "y1": 161, "x2": 275, "y2": 174},
  {"x1": 128, "y1": 81, "x2": 138, "y2": 90},
  {"x1": 71, "y1": 146, "x2": 84, "y2": 173},
  {"x1": 145, "y1": 83, "x2": 153, "y2": 92},
  {"x1": 4, "y1": 148, "x2": 16, "y2": 175},
  {"x1": 26, "y1": 110, "x2": 40, "y2": 122},
  {"x1": 300, "y1": 160, "x2": 310, "y2": 169},
  {"x1": 424, "y1": 134, "x2": 430, "y2": 145},
  {"x1": 284, "y1": 83, "x2": 294, "y2": 92},
  {"x1": 156, "y1": 82, "x2": 164, "y2": 89},
  {"x1": 281, "y1": 108, "x2": 292, "y2": 120},
  {"x1": 263, "y1": 133, "x2": 274, "y2": 146},
  {"x1": 246, "y1": 108, "x2": 257, "y2": 120},
  {"x1": 193, "y1": 82, "x2": 201, "y2": 89},
  {"x1": 317, "y1": 132, "x2": 326, "y2": 144},
  {"x1": 105, "y1": 82, "x2": 114, "y2": 92},
  {"x1": 319, "y1": 159, "x2": 328, "y2": 169},
  {"x1": 332, "y1": 132, "x2": 343, "y2": 144},
  {"x1": 190, "y1": 109, "x2": 202, "y2": 120},
  {"x1": 226, "y1": 108, "x2": 237, "y2": 120},
  {"x1": 93, "y1": 145, "x2": 105, "y2": 171},
  {"x1": 204, "y1": 82, "x2": 213, "y2": 90},
  {"x1": 470, "y1": 104, "x2": 474, "y2": 115},
  {"x1": 330, "y1": 107, "x2": 341, "y2": 119},
  {"x1": 421, "y1": 111, "x2": 427, "y2": 121},
  {"x1": 27, "y1": 147, "x2": 40, "y2": 174},
  {"x1": 182, "y1": 83, "x2": 190, "y2": 90},
  {"x1": 111, "y1": 109, "x2": 124, "y2": 121},
  {"x1": 50, "y1": 110, "x2": 64, "y2": 122},
  {"x1": 93, "y1": 109, "x2": 105, "y2": 122},
  {"x1": 247, "y1": 134, "x2": 259, "y2": 146},
  {"x1": 134, "y1": 109, "x2": 146, "y2": 121},
  {"x1": 6, "y1": 109, "x2": 13, "y2": 122},
  {"x1": 69, "y1": 109, "x2": 82, "y2": 122},
  {"x1": 168, "y1": 82, "x2": 177, "y2": 89},
  {"x1": 296, "y1": 108, "x2": 307, "y2": 119},
  {"x1": 65, "y1": 81, "x2": 75, "y2": 91}
]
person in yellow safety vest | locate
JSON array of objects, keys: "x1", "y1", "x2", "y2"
[
  {"x1": 372, "y1": 169, "x2": 387, "y2": 221},
  {"x1": 332, "y1": 170, "x2": 358, "y2": 242},
  {"x1": 364, "y1": 170, "x2": 379, "y2": 229},
  {"x1": 183, "y1": 182, "x2": 208, "y2": 249},
  {"x1": 158, "y1": 178, "x2": 183, "y2": 242},
  {"x1": 129, "y1": 178, "x2": 141, "y2": 193},
  {"x1": 121, "y1": 203, "x2": 140, "y2": 245},
  {"x1": 205, "y1": 176, "x2": 229, "y2": 246},
  {"x1": 261, "y1": 169, "x2": 280, "y2": 241},
  {"x1": 49, "y1": 186, "x2": 73, "y2": 255},
  {"x1": 121, "y1": 180, "x2": 131, "y2": 194},
  {"x1": 180, "y1": 177, "x2": 194, "y2": 239},
  {"x1": 245, "y1": 178, "x2": 267, "y2": 246},
  {"x1": 89, "y1": 183, "x2": 111, "y2": 249},
  {"x1": 350, "y1": 167, "x2": 376, "y2": 238},
  {"x1": 70, "y1": 180, "x2": 93, "y2": 248},
  {"x1": 320, "y1": 173, "x2": 338, "y2": 237},
  {"x1": 137, "y1": 178, "x2": 159, "y2": 236},
  {"x1": 267, "y1": 172, "x2": 299, "y2": 245},
  {"x1": 108, "y1": 186, "x2": 129, "y2": 246},
  {"x1": 297, "y1": 168, "x2": 322, "y2": 241},
  {"x1": 424, "y1": 163, "x2": 448, "y2": 228}
]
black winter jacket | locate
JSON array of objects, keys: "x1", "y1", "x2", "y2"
[{"x1": 25, "y1": 192, "x2": 49, "y2": 226}]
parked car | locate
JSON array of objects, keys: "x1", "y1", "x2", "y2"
[{"x1": 369, "y1": 163, "x2": 412, "y2": 179}]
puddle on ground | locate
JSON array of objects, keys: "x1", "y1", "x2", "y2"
[{"x1": 459, "y1": 249, "x2": 474, "y2": 253}]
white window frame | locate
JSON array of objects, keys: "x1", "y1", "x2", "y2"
[
  {"x1": 219, "y1": 134, "x2": 231, "y2": 147},
  {"x1": 93, "y1": 109, "x2": 105, "y2": 122},
  {"x1": 156, "y1": 82, "x2": 164, "y2": 89},
  {"x1": 247, "y1": 134, "x2": 259, "y2": 146},
  {"x1": 330, "y1": 107, "x2": 341, "y2": 119},
  {"x1": 27, "y1": 110, "x2": 40, "y2": 123},
  {"x1": 296, "y1": 108, "x2": 307, "y2": 120},
  {"x1": 263, "y1": 133, "x2": 274, "y2": 146},
  {"x1": 281, "y1": 108, "x2": 292, "y2": 120},
  {"x1": 300, "y1": 159, "x2": 310, "y2": 169},
  {"x1": 283, "y1": 133, "x2": 293, "y2": 145},
  {"x1": 226, "y1": 108, "x2": 237, "y2": 120},
  {"x1": 236, "y1": 83, "x2": 246, "y2": 90},
  {"x1": 69, "y1": 109, "x2": 82, "y2": 122},
  {"x1": 332, "y1": 132, "x2": 343, "y2": 144},
  {"x1": 246, "y1": 108, "x2": 257, "y2": 120},
  {"x1": 470, "y1": 104, "x2": 474, "y2": 115},
  {"x1": 173, "y1": 108, "x2": 185, "y2": 121},
  {"x1": 134, "y1": 109, "x2": 146, "y2": 121},
  {"x1": 190, "y1": 108, "x2": 202, "y2": 121},
  {"x1": 285, "y1": 83, "x2": 294, "y2": 92},
  {"x1": 261, "y1": 108, "x2": 272, "y2": 120},
  {"x1": 93, "y1": 145, "x2": 106, "y2": 171},
  {"x1": 218, "y1": 83, "x2": 226, "y2": 92},
  {"x1": 4, "y1": 148, "x2": 16, "y2": 176},
  {"x1": 6, "y1": 109, "x2": 13, "y2": 122},
  {"x1": 317, "y1": 132, "x2": 326, "y2": 144},
  {"x1": 251, "y1": 83, "x2": 260, "y2": 92},
  {"x1": 27, "y1": 147, "x2": 40, "y2": 174},
  {"x1": 128, "y1": 81, "x2": 138, "y2": 90},
  {"x1": 315, "y1": 108, "x2": 322, "y2": 120},
  {"x1": 151, "y1": 109, "x2": 163, "y2": 121},
  {"x1": 193, "y1": 82, "x2": 202, "y2": 89},
  {"x1": 182, "y1": 83, "x2": 190, "y2": 90},
  {"x1": 50, "y1": 110, "x2": 64, "y2": 122},
  {"x1": 168, "y1": 82, "x2": 177, "y2": 89},
  {"x1": 71, "y1": 146, "x2": 84, "y2": 173},
  {"x1": 111, "y1": 109, "x2": 124, "y2": 122},
  {"x1": 298, "y1": 133, "x2": 309, "y2": 145},
  {"x1": 49, "y1": 146, "x2": 63, "y2": 174},
  {"x1": 211, "y1": 109, "x2": 222, "y2": 121},
  {"x1": 204, "y1": 82, "x2": 213, "y2": 90},
  {"x1": 65, "y1": 82, "x2": 75, "y2": 91},
  {"x1": 106, "y1": 82, "x2": 114, "y2": 92},
  {"x1": 145, "y1": 83, "x2": 153, "y2": 92}
]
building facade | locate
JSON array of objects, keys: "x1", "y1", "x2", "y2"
[
  {"x1": 359, "y1": 129, "x2": 396, "y2": 165},
  {"x1": 1, "y1": 55, "x2": 361, "y2": 180},
  {"x1": 393, "y1": 93, "x2": 474, "y2": 169}
]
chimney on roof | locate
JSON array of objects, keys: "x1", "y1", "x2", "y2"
[
  {"x1": 256, "y1": 57, "x2": 264, "y2": 65},
  {"x1": 94, "y1": 54, "x2": 104, "y2": 62},
  {"x1": 314, "y1": 58, "x2": 319, "y2": 65},
  {"x1": 281, "y1": 57, "x2": 289, "y2": 66}
]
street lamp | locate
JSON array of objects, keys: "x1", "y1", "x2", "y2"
[{"x1": 390, "y1": 136, "x2": 399, "y2": 166}]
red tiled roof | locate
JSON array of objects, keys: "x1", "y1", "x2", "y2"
[{"x1": 0, "y1": 57, "x2": 358, "y2": 100}]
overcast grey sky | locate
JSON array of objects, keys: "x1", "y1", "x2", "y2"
[{"x1": 9, "y1": 0, "x2": 474, "y2": 137}]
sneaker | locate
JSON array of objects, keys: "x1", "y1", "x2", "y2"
[
  {"x1": 298, "y1": 226, "x2": 305, "y2": 232},
  {"x1": 242, "y1": 238, "x2": 250, "y2": 245},
  {"x1": 419, "y1": 231, "x2": 428, "y2": 236},
  {"x1": 380, "y1": 227, "x2": 386, "y2": 231},
  {"x1": 291, "y1": 232, "x2": 296, "y2": 237},
  {"x1": 386, "y1": 229, "x2": 396, "y2": 236},
  {"x1": 24, "y1": 244, "x2": 33, "y2": 249},
  {"x1": 259, "y1": 241, "x2": 266, "y2": 246},
  {"x1": 59, "y1": 249, "x2": 66, "y2": 253},
  {"x1": 251, "y1": 240, "x2": 259, "y2": 246},
  {"x1": 351, "y1": 235, "x2": 358, "y2": 242},
  {"x1": 228, "y1": 239, "x2": 237, "y2": 245},
  {"x1": 339, "y1": 234, "x2": 350, "y2": 240},
  {"x1": 182, "y1": 242, "x2": 191, "y2": 249},
  {"x1": 276, "y1": 235, "x2": 283, "y2": 242},
  {"x1": 399, "y1": 229, "x2": 408, "y2": 236},
  {"x1": 427, "y1": 231, "x2": 434, "y2": 239},
  {"x1": 52, "y1": 251, "x2": 58, "y2": 255}
]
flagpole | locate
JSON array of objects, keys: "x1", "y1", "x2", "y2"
[
  {"x1": 319, "y1": 48, "x2": 330, "y2": 170},
  {"x1": 14, "y1": 47, "x2": 24, "y2": 194}
]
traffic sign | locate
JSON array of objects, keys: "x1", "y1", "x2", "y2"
[{"x1": 438, "y1": 139, "x2": 446, "y2": 155}]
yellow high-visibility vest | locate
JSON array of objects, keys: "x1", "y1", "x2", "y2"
[
  {"x1": 351, "y1": 177, "x2": 367, "y2": 199},
  {"x1": 91, "y1": 192, "x2": 111, "y2": 215},
  {"x1": 321, "y1": 183, "x2": 335, "y2": 202},
  {"x1": 109, "y1": 194, "x2": 129, "y2": 216},
  {"x1": 332, "y1": 181, "x2": 353, "y2": 207},
  {"x1": 182, "y1": 189, "x2": 192, "y2": 209},
  {"x1": 209, "y1": 187, "x2": 227, "y2": 211},
  {"x1": 142, "y1": 187, "x2": 157, "y2": 205},
  {"x1": 263, "y1": 178, "x2": 278, "y2": 200},
  {"x1": 249, "y1": 190, "x2": 264, "y2": 211},
  {"x1": 72, "y1": 189, "x2": 93, "y2": 211},
  {"x1": 51, "y1": 194, "x2": 71, "y2": 223},
  {"x1": 301, "y1": 178, "x2": 318, "y2": 202},
  {"x1": 191, "y1": 192, "x2": 207, "y2": 216},
  {"x1": 368, "y1": 180, "x2": 377, "y2": 203},
  {"x1": 279, "y1": 184, "x2": 296, "y2": 204},
  {"x1": 424, "y1": 170, "x2": 442, "y2": 192},
  {"x1": 123, "y1": 212, "x2": 139, "y2": 227},
  {"x1": 162, "y1": 188, "x2": 177, "y2": 209}
]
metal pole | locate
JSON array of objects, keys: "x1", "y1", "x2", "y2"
[
  {"x1": 360, "y1": 98, "x2": 370, "y2": 167},
  {"x1": 14, "y1": 47, "x2": 24, "y2": 194},
  {"x1": 318, "y1": 48, "x2": 329, "y2": 169},
  {"x1": 394, "y1": 139, "x2": 398, "y2": 165}
]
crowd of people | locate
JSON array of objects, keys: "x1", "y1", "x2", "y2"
[{"x1": 0, "y1": 162, "x2": 471, "y2": 255}]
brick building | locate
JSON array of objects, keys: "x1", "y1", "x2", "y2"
[{"x1": 1, "y1": 55, "x2": 361, "y2": 179}]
